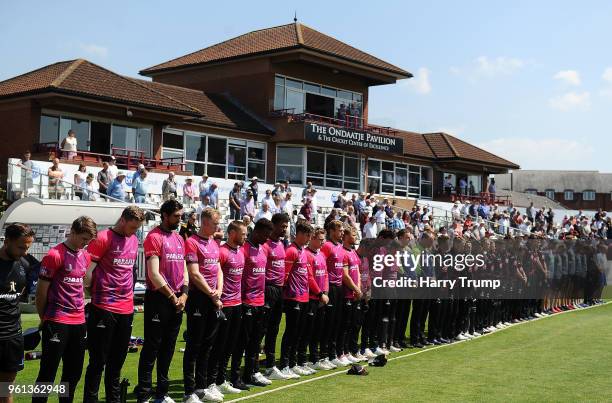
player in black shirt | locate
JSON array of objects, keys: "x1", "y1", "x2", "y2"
[{"x1": 0, "y1": 223, "x2": 35, "y2": 403}]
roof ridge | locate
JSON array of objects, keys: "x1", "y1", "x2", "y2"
[
  {"x1": 440, "y1": 132, "x2": 518, "y2": 166},
  {"x1": 439, "y1": 132, "x2": 460, "y2": 158},
  {"x1": 141, "y1": 23, "x2": 297, "y2": 74},
  {"x1": 130, "y1": 76, "x2": 204, "y2": 94},
  {"x1": 123, "y1": 76, "x2": 203, "y2": 114},
  {"x1": 51, "y1": 59, "x2": 85, "y2": 88},
  {"x1": 0, "y1": 59, "x2": 77, "y2": 86},
  {"x1": 421, "y1": 133, "x2": 441, "y2": 158},
  {"x1": 295, "y1": 22, "x2": 304, "y2": 45}
]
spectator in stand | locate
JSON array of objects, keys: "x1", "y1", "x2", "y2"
[
  {"x1": 363, "y1": 216, "x2": 377, "y2": 239},
  {"x1": 82, "y1": 173, "x2": 98, "y2": 201},
  {"x1": 229, "y1": 182, "x2": 242, "y2": 220},
  {"x1": 200, "y1": 195, "x2": 213, "y2": 209},
  {"x1": 107, "y1": 156, "x2": 118, "y2": 181},
  {"x1": 459, "y1": 177, "x2": 468, "y2": 196},
  {"x1": 180, "y1": 211, "x2": 198, "y2": 240},
  {"x1": 451, "y1": 201, "x2": 462, "y2": 220},
  {"x1": 131, "y1": 164, "x2": 145, "y2": 195},
  {"x1": 132, "y1": 169, "x2": 149, "y2": 203},
  {"x1": 310, "y1": 188, "x2": 319, "y2": 224},
  {"x1": 374, "y1": 204, "x2": 387, "y2": 234},
  {"x1": 243, "y1": 215, "x2": 255, "y2": 236},
  {"x1": 262, "y1": 189, "x2": 275, "y2": 211},
  {"x1": 349, "y1": 102, "x2": 361, "y2": 127},
  {"x1": 299, "y1": 196, "x2": 313, "y2": 223},
  {"x1": 47, "y1": 158, "x2": 64, "y2": 199},
  {"x1": 198, "y1": 174, "x2": 210, "y2": 201},
  {"x1": 249, "y1": 176, "x2": 259, "y2": 202},
  {"x1": 162, "y1": 172, "x2": 177, "y2": 201},
  {"x1": 337, "y1": 103, "x2": 348, "y2": 124},
  {"x1": 281, "y1": 192, "x2": 293, "y2": 217},
  {"x1": 389, "y1": 211, "x2": 405, "y2": 231},
  {"x1": 488, "y1": 178, "x2": 496, "y2": 200},
  {"x1": 241, "y1": 190, "x2": 256, "y2": 219},
  {"x1": 271, "y1": 194, "x2": 283, "y2": 214},
  {"x1": 255, "y1": 202, "x2": 273, "y2": 223},
  {"x1": 468, "y1": 180, "x2": 476, "y2": 196},
  {"x1": 73, "y1": 164, "x2": 87, "y2": 200},
  {"x1": 443, "y1": 175, "x2": 453, "y2": 195},
  {"x1": 302, "y1": 181, "x2": 313, "y2": 200},
  {"x1": 183, "y1": 177, "x2": 198, "y2": 205},
  {"x1": 204, "y1": 183, "x2": 219, "y2": 209},
  {"x1": 284, "y1": 179, "x2": 293, "y2": 195},
  {"x1": 61, "y1": 129, "x2": 78, "y2": 160},
  {"x1": 18, "y1": 150, "x2": 33, "y2": 197},
  {"x1": 354, "y1": 193, "x2": 366, "y2": 217},
  {"x1": 97, "y1": 162, "x2": 111, "y2": 197},
  {"x1": 527, "y1": 202, "x2": 536, "y2": 222},
  {"x1": 106, "y1": 171, "x2": 127, "y2": 202}
]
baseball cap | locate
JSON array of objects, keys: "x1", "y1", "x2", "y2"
[{"x1": 117, "y1": 170, "x2": 126, "y2": 177}]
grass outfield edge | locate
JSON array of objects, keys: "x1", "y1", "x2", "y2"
[{"x1": 225, "y1": 301, "x2": 611, "y2": 402}]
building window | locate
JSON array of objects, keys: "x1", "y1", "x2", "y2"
[
  {"x1": 273, "y1": 74, "x2": 363, "y2": 120},
  {"x1": 112, "y1": 125, "x2": 152, "y2": 158},
  {"x1": 276, "y1": 146, "x2": 304, "y2": 185},
  {"x1": 281, "y1": 146, "x2": 361, "y2": 189},
  {"x1": 564, "y1": 190, "x2": 574, "y2": 201},
  {"x1": 368, "y1": 158, "x2": 432, "y2": 199},
  {"x1": 40, "y1": 115, "x2": 60, "y2": 144},
  {"x1": 583, "y1": 190, "x2": 596, "y2": 201},
  {"x1": 545, "y1": 189, "x2": 555, "y2": 200},
  {"x1": 525, "y1": 189, "x2": 538, "y2": 195},
  {"x1": 163, "y1": 130, "x2": 266, "y2": 181}
]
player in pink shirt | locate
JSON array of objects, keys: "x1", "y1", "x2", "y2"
[
  {"x1": 319, "y1": 220, "x2": 348, "y2": 368},
  {"x1": 83, "y1": 206, "x2": 145, "y2": 403},
  {"x1": 34, "y1": 216, "x2": 97, "y2": 403},
  {"x1": 260, "y1": 213, "x2": 290, "y2": 380},
  {"x1": 208, "y1": 220, "x2": 247, "y2": 396},
  {"x1": 135, "y1": 200, "x2": 188, "y2": 403},
  {"x1": 278, "y1": 221, "x2": 314, "y2": 378},
  {"x1": 231, "y1": 218, "x2": 273, "y2": 389},
  {"x1": 183, "y1": 208, "x2": 224, "y2": 403},
  {"x1": 339, "y1": 226, "x2": 362, "y2": 364}
]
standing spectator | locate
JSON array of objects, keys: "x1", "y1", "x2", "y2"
[
  {"x1": 47, "y1": 158, "x2": 64, "y2": 199},
  {"x1": 204, "y1": 183, "x2": 219, "y2": 209},
  {"x1": 488, "y1": 178, "x2": 496, "y2": 201},
  {"x1": 162, "y1": 172, "x2": 177, "y2": 201},
  {"x1": 61, "y1": 129, "x2": 78, "y2": 160},
  {"x1": 443, "y1": 175, "x2": 453, "y2": 195},
  {"x1": 363, "y1": 216, "x2": 377, "y2": 239},
  {"x1": 299, "y1": 197, "x2": 313, "y2": 223},
  {"x1": 183, "y1": 177, "x2": 198, "y2": 205},
  {"x1": 107, "y1": 156, "x2": 118, "y2": 181},
  {"x1": 198, "y1": 174, "x2": 210, "y2": 201},
  {"x1": 337, "y1": 103, "x2": 348, "y2": 123},
  {"x1": 527, "y1": 202, "x2": 536, "y2": 222},
  {"x1": 249, "y1": 176, "x2": 259, "y2": 203},
  {"x1": 262, "y1": 189, "x2": 275, "y2": 211},
  {"x1": 243, "y1": 215, "x2": 255, "y2": 236},
  {"x1": 241, "y1": 190, "x2": 256, "y2": 219},
  {"x1": 451, "y1": 201, "x2": 462, "y2": 220},
  {"x1": 281, "y1": 192, "x2": 293, "y2": 217},
  {"x1": 284, "y1": 179, "x2": 293, "y2": 195},
  {"x1": 459, "y1": 177, "x2": 467, "y2": 196},
  {"x1": 255, "y1": 202, "x2": 273, "y2": 223},
  {"x1": 229, "y1": 182, "x2": 242, "y2": 220},
  {"x1": 97, "y1": 162, "x2": 111, "y2": 196},
  {"x1": 132, "y1": 169, "x2": 149, "y2": 203},
  {"x1": 354, "y1": 192, "x2": 366, "y2": 217},
  {"x1": 18, "y1": 150, "x2": 34, "y2": 197},
  {"x1": 389, "y1": 211, "x2": 405, "y2": 231},
  {"x1": 310, "y1": 188, "x2": 319, "y2": 224},
  {"x1": 106, "y1": 171, "x2": 127, "y2": 202},
  {"x1": 131, "y1": 164, "x2": 145, "y2": 195},
  {"x1": 468, "y1": 181, "x2": 476, "y2": 196},
  {"x1": 73, "y1": 164, "x2": 87, "y2": 200},
  {"x1": 82, "y1": 173, "x2": 98, "y2": 201},
  {"x1": 301, "y1": 181, "x2": 313, "y2": 200}
]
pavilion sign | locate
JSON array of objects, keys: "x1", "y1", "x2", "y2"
[{"x1": 305, "y1": 122, "x2": 403, "y2": 154}]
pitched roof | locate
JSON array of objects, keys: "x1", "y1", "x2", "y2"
[
  {"x1": 422, "y1": 132, "x2": 520, "y2": 169},
  {"x1": 0, "y1": 59, "x2": 274, "y2": 134},
  {"x1": 140, "y1": 22, "x2": 410, "y2": 77}
]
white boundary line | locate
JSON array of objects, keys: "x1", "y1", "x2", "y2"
[{"x1": 226, "y1": 301, "x2": 610, "y2": 402}]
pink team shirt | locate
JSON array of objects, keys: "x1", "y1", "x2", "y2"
[
  {"x1": 87, "y1": 229, "x2": 138, "y2": 314},
  {"x1": 185, "y1": 234, "x2": 220, "y2": 292},
  {"x1": 39, "y1": 243, "x2": 91, "y2": 324},
  {"x1": 241, "y1": 241, "x2": 267, "y2": 306},
  {"x1": 283, "y1": 243, "x2": 309, "y2": 302},
  {"x1": 321, "y1": 240, "x2": 346, "y2": 287},
  {"x1": 307, "y1": 248, "x2": 328, "y2": 301},
  {"x1": 143, "y1": 227, "x2": 185, "y2": 293},
  {"x1": 343, "y1": 247, "x2": 361, "y2": 300},
  {"x1": 219, "y1": 244, "x2": 244, "y2": 307},
  {"x1": 359, "y1": 255, "x2": 371, "y2": 296},
  {"x1": 264, "y1": 239, "x2": 286, "y2": 286}
]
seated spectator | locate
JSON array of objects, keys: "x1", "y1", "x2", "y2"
[
  {"x1": 47, "y1": 158, "x2": 64, "y2": 199},
  {"x1": 299, "y1": 197, "x2": 313, "y2": 223},
  {"x1": 81, "y1": 173, "x2": 98, "y2": 201},
  {"x1": 162, "y1": 171, "x2": 177, "y2": 201},
  {"x1": 363, "y1": 216, "x2": 378, "y2": 239},
  {"x1": 243, "y1": 215, "x2": 255, "y2": 236},
  {"x1": 204, "y1": 183, "x2": 219, "y2": 209},
  {"x1": 183, "y1": 177, "x2": 198, "y2": 205},
  {"x1": 201, "y1": 194, "x2": 213, "y2": 209},
  {"x1": 106, "y1": 171, "x2": 127, "y2": 202},
  {"x1": 60, "y1": 129, "x2": 77, "y2": 160},
  {"x1": 198, "y1": 174, "x2": 210, "y2": 200},
  {"x1": 132, "y1": 169, "x2": 149, "y2": 203}
]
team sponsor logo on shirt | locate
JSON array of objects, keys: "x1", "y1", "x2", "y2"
[
  {"x1": 113, "y1": 258, "x2": 136, "y2": 266},
  {"x1": 165, "y1": 253, "x2": 184, "y2": 261},
  {"x1": 252, "y1": 267, "x2": 266, "y2": 274},
  {"x1": 63, "y1": 276, "x2": 83, "y2": 283},
  {"x1": 229, "y1": 268, "x2": 243, "y2": 275},
  {"x1": 203, "y1": 258, "x2": 219, "y2": 264}
]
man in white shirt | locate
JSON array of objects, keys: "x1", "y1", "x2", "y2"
[
  {"x1": 107, "y1": 156, "x2": 118, "y2": 181},
  {"x1": 281, "y1": 192, "x2": 293, "y2": 217},
  {"x1": 374, "y1": 206, "x2": 387, "y2": 234},
  {"x1": 198, "y1": 174, "x2": 209, "y2": 200},
  {"x1": 310, "y1": 188, "x2": 319, "y2": 224},
  {"x1": 451, "y1": 201, "x2": 462, "y2": 221},
  {"x1": 262, "y1": 189, "x2": 275, "y2": 211},
  {"x1": 363, "y1": 216, "x2": 377, "y2": 239},
  {"x1": 254, "y1": 202, "x2": 273, "y2": 223}
]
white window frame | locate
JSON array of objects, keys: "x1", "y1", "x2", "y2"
[
  {"x1": 368, "y1": 158, "x2": 433, "y2": 199},
  {"x1": 564, "y1": 190, "x2": 574, "y2": 201},
  {"x1": 582, "y1": 190, "x2": 596, "y2": 201},
  {"x1": 545, "y1": 189, "x2": 555, "y2": 200}
]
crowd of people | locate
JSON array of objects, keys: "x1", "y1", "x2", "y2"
[{"x1": 0, "y1": 195, "x2": 609, "y2": 403}]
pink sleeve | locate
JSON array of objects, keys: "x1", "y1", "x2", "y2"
[
  {"x1": 144, "y1": 232, "x2": 162, "y2": 258},
  {"x1": 39, "y1": 248, "x2": 63, "y2": 280},
  {"x1": 185, "y1": 237, "x2": 198, "y2": 263},
  {"x1": 87, "y1": 231, "x2": 111, "y2": 262}
]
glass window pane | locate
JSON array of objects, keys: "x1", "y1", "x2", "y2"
[
  {"x1": 307, "y1": 176, "x2": 324, "y2": 187},
  {"x1": 421, "y1": 167, "x2": 433, "y2": 182},
  {"x1": 275, "y1": 76, "x2": 284, "y2": 86},
  {"x1": 274, "y1": 85, "x2": 285, "y2": 110},
  {"x1": 163, "y1": 132, "x2": 183, "y2": 149},
  {"x1": 228, "y1": 145, "x2": 246, "y2": 170},
  {"x1": 277, "y1": 147, "x2": 303, "y2": 165},
  {"x1": 382, "y1": 171, "x2": 394, "y2": 184},
  {"x1": 248, "y1": 143, "x2": 265, "y2": 160},
  {"x1": 276, "y1": 165, "x2": 303, "y2": 185},
  {"x1": 304, "y1": 82, "x2": 320, "y2": 93},
  {"x1": 322, "y1": 87, "x2": 336, "y2": 97},
  {"x1": 185, "y1": 134, "x2": 207, "y2": 162},
  {"x1": 367, "y1": 178, "x2": 380, "y2": 194},
  {"x1": 40, "y1": 115, "x2": 60, "y2": 144},
  {"x1": 409, "y1": 172, "x2": 420, "y2": 187},
  {"x1": 354, "y1": 93, "x2": 362, "y2": 102},
  {"x1": 395, "y1": 190, "x2": 407, "y2": 197},
  {"x1": 207, "y1": 137, "x2": 227, "y2": 164},
  {"x1": 61, "y1": 118, "x2": 89, "y2": 151},
  {"x1": 344, "y1": 157, "x2": 359, "y2": 179},
  {"x1": 382, "y1": 184, "x2": 394, "y2": 194},
  {"x1": 186, "y1": 162, "x2": 206, "y2": 176},
  {"x1": 207, "y1": 164, "x2": 225, "y2": 178},
  {"x1": 326, "y1": 179, "x2": 343, "y2": 189},
  {"x1": 286, "y1": 89, "x2": 304, "y2": 114},
  {"x1": 248, "y1": 162, "x2": 265, "y2": 182},
  {"x1": 307, "y1": 150, "x2": 324, "y2": 174},
  {"x1": 111, "y1": 125, "x2": 137, "y2": 151},
  {"x1": 367, "y1": 160, "x2": 381, "y2": 177},
  {"x1": 337, "y1": 90, "x2": 352, "y2": 100},
  {"x1": 409, "y1": 165, "x2": 420, "y2": 173},
  {"x1": 162, "y1": 149, "x2": 183, "y2": 160},
  {"x1": 286, "y1": 79, "x2": 302, "y2": 89},
  {"x1": 382, "y1": 161, "x2": 394, "y2": 171},
  {"x1": 395, "y1": 168, "x2": 407, "y2": 186},
  {"x1": 137, "y1": 128, "x2": 152, "y2": 158},
  {"x1": 421, "y1": 182, "x2": 433, "y2": 198},
  {"x1": 326, "y1": 153, "x2": 343, "y2": 176},
  {"x1": 344, "y1": 181, "x2": 360, "y2": 191}
]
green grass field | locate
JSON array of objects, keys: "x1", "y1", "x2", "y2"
[{"x1": 15, "y1": 303, "x2": 612, "y2": 402}]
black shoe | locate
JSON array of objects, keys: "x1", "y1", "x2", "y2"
[
  {"x1": 439, "y1": 338, "x2": 450, "y2": 344},
  {"x1": 247, "y1": 376, "x2": 268, "y2": 387},
  {"x1": 398, "y1": 340, "x2": 409, "y2": 348},
  {"x1": 411, "y1": 343, "x2": 424, "y2": 348},
  {"x1": 431, "y1": 339, "x2": 442, "y2": 345},
  {"x1": 422, "y1": 340, "x2": 433, "y2": 346},
  {"x1": 232, "y1": 379, "x2": 250, "y2": 391}
]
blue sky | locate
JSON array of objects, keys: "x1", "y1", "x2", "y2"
[{"x1": 2, "y1": 0, "x2": 611, "y2": 171}]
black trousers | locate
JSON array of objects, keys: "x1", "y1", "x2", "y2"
[
  {"x1": 307, "y1": 300, "x2": 326, "y2": 363},
  {"x1": 232, "y1": 304, "x2": 265, "y2": 382},
  {"x1": 322, "y1": 285, "x2": 344, "y2": 359},
  {"x1": 427, "y1": 299, "x2": 443, "y2": 341},
  {"x1": 33, "y1": 321, "x2": 87, "y2": 403},
  {"x1": 183, "y1": 291, "x2": 221, "y2": 395},
  {"x1": 342, "y1": 299, "x2": 362, "y2": 355},
  {"x1": 409, "y1": 299, "x2": 430, "y2": 344},
  {"x1": 261, "y1": 284, "x2": 283, "y2": 369},
  {"x1": 208, "y1": 305, "x2": 242, "y2": 385},
  {"x1": 296, "y1": 300, "x2": 318, "y2": 366},
  {"x1": 279, "y1": 300, "x2": 307, "y2": 368},
  {"x1": 394, "y1": 299, "x2": 412, "y2": 344},
  {"x1": 83, "y1": 305, "x2": 133, "y2": 403},
  {"x1": 229, "y1": 207, "x2": 241, "y2": 220},
  {"x1": 360, "y1": 301, "x2": 374, "y2": 352},
  {"x1": 135, "y1": 290, "x2": 183, "y2": 400}
]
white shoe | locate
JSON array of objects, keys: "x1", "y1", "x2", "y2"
[
  {"x1": 503, "y1": 322, "x2": 512, "y2": 326},
  {"x1": 291, "y1": 365, "x2": 310, "y2": 376},
  {"x1": 472, "y1": 331, "x2": 482, "y2": 337},
  {"x1": 194, "y1": 387, "x2": 222, "y2": 403},
  {"x1": 206, "y1": 384, "x2": 224, "y2": 400},
  {"x1": 455, "y1": 334, "x2": 468, "y2": 341},
  {"x1": 381, "y1": 347, "x2": 390, "y2": 355},
  {"x1": 346, "y1": 354, "x2": 360, "y2": 363},
  {"x1": 374, "y1": 347, "x2": 386, "y2": 356},
  {"x1": 218, "y1": 381, "x2": 241, "y2": 395},
  {"x1": 354, "y1": 352, "x2": 366, "y2": 361},
  {"x1": 184, "y1": 395, "x2": 201, "y2": 403},
  {"x1": 280, "y1": 366, "x2": 300, "y2": 379},
  {"x1": 311, "y1": 360, "x2": 329, "y2": 370},
  {"x1": 323, "y1": 358, "x2": 337, "y2": 369},
  {"x1": 156, "y1": 397, "x2": 176, "y2": 403},
  {"x1": 340, "y1": 355, "x2": 352, "y2": 366},
  {"x1": 495, "y1": 323, "x2": 504, "y2": 329},
  {"x1": 265, "y1": 366, "x2": 289, "y2": 380},
  {"x1": 304, "y1": 362, "x2": 318, "y2": 373},
  {"x1": 253, "y1": 371, "x2": 272, "y2": 386},
  {"x1": 534, "y1": 312, "x2": 543, "y2": 318},
  {"x1": 331, "y1": 357, "x2": 347, "y2": 367},
  {"x1": 462, "y1": 332, "x2": 474, "y2": 339},
  {"x1": 363, "y1": 348, "x2": 377, "y2": 359},
  {"x1": 389, "y1": 345, "x2": 401, "y2": 353}
]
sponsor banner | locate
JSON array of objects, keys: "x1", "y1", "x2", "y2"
[{"x1": 305, "y1": 122, "x2": 403, "y2": 154}]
